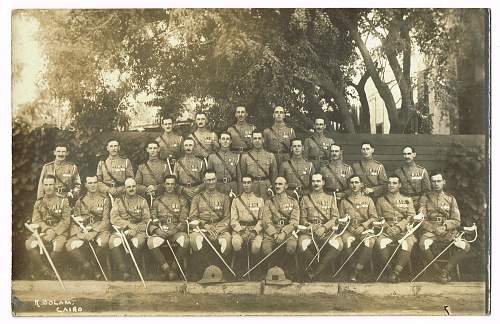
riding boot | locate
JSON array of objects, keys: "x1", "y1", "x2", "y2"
[
  {"x1": 423, "y1": 249, "x2": 441, "y2": 273},
  {"x1": 110, "y1": 247, "x2": 131, "y2": 280},
  {"x1": 311, "y1": 247, "x2": 341, "y2": 279}
]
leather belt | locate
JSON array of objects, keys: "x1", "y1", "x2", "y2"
[
  {"x1": 276, "y1": 219, "x2": 287, "y2": 226},
  {"x1": 253, "y1": 176, "x2": 269, "y2": 181},
  {"x1": 179, "y1": 182, "x2": 201, "y2": 187},
  {"x1": 218, "y1": 177, "x2": 233, "y2": 184}
]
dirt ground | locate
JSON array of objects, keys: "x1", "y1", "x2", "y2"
[{"x1": 12, "y1": 289, "x2": 487, "y2": 316}]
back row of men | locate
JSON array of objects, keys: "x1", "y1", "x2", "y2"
[{"x1": 27, "y1": 106, "x2": 473, "y2": 284}]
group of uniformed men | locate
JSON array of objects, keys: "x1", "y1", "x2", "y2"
[{"x1": 25, "y1": 106, "x2": 474, "y2": 284}]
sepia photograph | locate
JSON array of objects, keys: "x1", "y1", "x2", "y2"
[{"x1": 10, "y1": 6, "x2": 490, "y2": 316}]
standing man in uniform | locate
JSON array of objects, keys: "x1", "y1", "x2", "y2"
[
  {"x1": 321, "y1": 144, "x2": 353, "y2": 201},
  {"x1": 375, "y1": 175, "x2": 417, "y2": 282},
  {"x1": 227, "y1": 106, "x2": 255, "y2": 153},
  {"x1": 147, "y1": 175, "x2": 190, "y2": 281},
  {"x1": 188, "y1": 112, "x2": 219, "y2": 164},
  {"x1": 97, "y1": 139, "x2": 134, "y2": 199},
  {"x1": 109, "y1": 178, "x2": 150, "y2": 281},
  {"x1": 156, "y1": 116, "x2": 183, "y2": 173},
  {"x1": 230, "y1": 176, "x2": 265, "y2": 274},
  {"x1": 207, "y1": 132, "x2": 241, "y2": 196},
  {"x1": 25, "y1": 175, "x2": 71, "y2": 279},
  {"x1": 339, "y1": 175, "x2": 379, "y2": 282},
  {"x1": 304, "y1": 118, "x2": 335, "y2": 171},
  {"x1": 394, "y1": 146, "x2": 431, "y2": 210},
  {"x1": 66, "y1": 176, "x2": 111, "y2": 280},
  {"x1": 135, "y1": 141, "x2": 169, "y2": 202},
  {"x1": 418, "y1": 171, "x2": 469, "y2": 283},
  {"x1": 263, "y1": 106, "x2": 296, "y2": 167},
  {"x1": 188, "y1": 172, "x2": 232, "y2": 278},
  {"x1": 279, "y1": 138, "x2": 315, "y2": 200},
  {"x1": 353, "y1": 142, "x2": 388, "y2": 198},
  {"x1": 239, "y1": 130, "x2": 278, "y2": 198},
  {"x1": 299, "y1": 174, "x2": 342, "y2": 280},
  {"x1": 174, "y1": 138, "x2": 206, "y2": 202},
  {"x1": 37, "y1": 143, "x2": 81, "y2": 201},
  {"x1": 261, "y1": 177, "x2": 300, "y2": 276}
]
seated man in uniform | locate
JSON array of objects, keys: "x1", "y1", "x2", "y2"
[
  {"x1": 230, "y1": 176, "x2": 264, "y2": 275},
  {"x1": 147, "y1": 175, "x2": 189, "y2": 281},
  {"x1": 188, "y1": 172, "x2": 232, "y2": 279},
  {"x1": 375, "y1": 175, "x2": 417, "y2": 283},
  {"x1": 109, "y1": 178, "x2": 150, "y2": 281},
  {"x1": 66, "y1": 176, "x2": 111, "y2": 280},
  {"x1": 418, "y1": 171, "x2": 471, "y2": 283},
  {"x1": 339, "y1": 175, "x2": 380, "y2": 282},
  {"x1": 25, "y1": 175, "x2": 71, "y2": 279},
  {"x1": 279, "y1": 138, "x2": 315, "y2": 201},
  {"x1": 97, "y1": 139, "x2": 134, "y2": 199},
  {"x1": 261, "y1": 177, "x2": 300, "y2": 278},
  {"x1": 299, "y1": 174, "x2": 342, "y2": 281}
]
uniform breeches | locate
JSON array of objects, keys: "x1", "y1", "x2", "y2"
[
  {"x1": 232, "y1": 231, "x2": 262, "y2": 254},
  {"x1": 65, "y1": 231, "x2": 110, "y2": 251},
  {"x1": 261, "y1": 235, "x2": 297, "y2": 255},
  {"x1": 109, "y1": 233, "x2": 146, "y2": 249},
  {"x1": 189, "y1": 231, "x2": 232, "y2": 256},
  {"x1": 341, "y1": 230, "x2": 376, "y2": 249},
  {"x1": 418, "y1": 231, "x2": 470, "y2": 252},
  {"x1": 25, "y1": 235, "x2": 67, "y2": 253},
  {"x1": 298, "y1": 233, "x2": 343, "y2": 253},
  {"x1": 147, "y1": 231, "x2": 189, "y2": 250},
  {"x1": 376, "y1": 233, "x2": 416, "y2": 252}
]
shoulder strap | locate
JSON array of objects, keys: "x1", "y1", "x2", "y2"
[
  {"x1": 287, "y1": 160, "x2": 307, "y2": 187},
  {"x1": 310, "y1": 135, "x2": 329, "y2": 157},
  {"x1": 327, "y1": 164, "x2": 346, "y2": 191},
  {"x1": 307, "y1": 194, "x2": 327, "y2": 220},
  {"x1": 356, "y1": 161, "x2": 377, "y2": 187},
  {"x1": 382, "y1": 195, "x2": 405, "y2": 216},
  {"x1": 237, "y1": 196, "x2": 258, "y2": 220},
  {"x1": 158, "y1": 135, "x2": 169, "y2": 148},
  {"x1": 268, "y1": 127, "x2": 290, "y2": 152},
  {"x1": 198, "y1": 192, "x2": 221, "y2": 217},
  {"x1": 213, "y1": 151, "x2": 237, "y2": 179},
  {"x1": 246, "y1": 152, "x2": 269, "y2": 177},
  {"x1": 399, "y1": 166, "x2": 419, "y2": 193},
  {"x1": 271, "y1": 197, "x2": 290, "y2": 220},
  {"x1": 424, "y1": 193, "x2": 450, "y2": 217},
  {"x1": 80, "y1": 196, "x2": 104, "y2": 218},
  {"x1": 191, "y1": 132, "x2": 210, "y2": 152},
  {"x1": 144, "y1": 161, "x2": 166, "y2": 185},
  {"x1": 50, "y1": 164, "x2": 70, "y2": 190},
  {"x1": 156, "y1": 197, "x2": 180, "y2": 217},
  {"x1": 176, "y1": 159, "x2": 199, "y2": 182},
  {"x1": 229, "y1": 125, "x2": 244, "y2": 141},
  {"x1": 118, "y1": 197, "x2": 138, "y2": 220},
  {"x1": 101, "y1": 159, "x2": 123, "y2": 185}
]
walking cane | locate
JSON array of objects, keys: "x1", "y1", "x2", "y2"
[
  {"x1": 305, "y1": 215, "x2": 351, "y2": 271},
  {"x1": 112, "y1": 225, "x2": 147, "y2": 288},
  {"x1": 375, "y1": 214, "x2": 424, "y2": 282},
  {"x1": 70, "y1": 215, "x2": 109, "y2": 281},
  {"x1": 411, "y1": 224, "x2": 477, "y2": 282},
  {"x1": 25, "y1": 223, "x2": 66, "y2": 291},
  {"x1": 332, "y1": 221, "x2": 385, "y2": 280}
]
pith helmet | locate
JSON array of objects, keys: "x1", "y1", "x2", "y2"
[
  {"x1": 198, "y1": 265, "x2": 225, "y2": 284},
  {"x1": 265, "y1": 266, "x2": 292, "y2": 285}
]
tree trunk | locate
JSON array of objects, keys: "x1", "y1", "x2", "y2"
[{"x1": 350, "y1": 71, "x2": 371, "y2": 133}]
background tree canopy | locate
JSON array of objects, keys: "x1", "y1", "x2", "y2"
[{"x1": 18, "y1": 8, "x2": 485, "y2": 134}]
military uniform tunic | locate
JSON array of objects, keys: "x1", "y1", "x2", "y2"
[
  {"x1": 261, "y1": 193, "x2": 300, "y2": 254},
  {"x1": 135, "y1": 158, "x2": 169, "y2": 196},
  {"x1": 394, "y1": 162, "x2": 431, "y2": 208},
  {"x1": 207, "y1": 149, "x2": 241, "y2": 195},
  {"x1": 96, "y1": 156, "x2": 134, "y2": 196},
  {"x1": 279, "y1": 157, "x2": 315, "y2": 195},
  {"x1": 263, "y1": 124, "x2": 295, "y2": 167},
  {"x1": 239, "y1": 148, "x2": 278, "y2": 198},
  {"x1": 303, "y1": 133, "x2": 335, "y2": 170},
  {"x1": 188, "y1": 129, "x2": 219, "y2": 160},
  {"x1": 320, "y1": 160, "x2": 353, "y2": 198},
  {"x1": 227, "y1": 122, "x2": 255, "y2": 152},
  {"x1": 230, "y1": 192, "x2": 264, "y2": 253},
  {"x1": 339, "y1": 193, "x2": 379, "y2": 248},
  {"x1": 37, "y1": 161, "x2": 81, "y2": 199},
  {"x1": 109, "y1": 195, "x2": 150, "y2": 248},
  {"x1": 155, "y1": 132, "x2": 183, "y2": 163},
  {"x1": 352, "y1": 158, "x2": 388, "y2": 197},
  {"x1": 173, "y1": 155, "x2": 205, "y2": 200},
  {"x1": 26, "y1": 195, "x2": 71, "y2": 252},
  {"x1": 67, "y1": 193, "x2": 111, "y2": 249}
]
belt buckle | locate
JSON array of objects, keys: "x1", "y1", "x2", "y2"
[
  {"x1": 277, "y1": 220, "x2": 285, "y2": 226},
  {"x1": 89, "y1": 217, "x2": 95, "y2": 224},
  {"x1": 296, "y1": 186, "x2": 302, "y2": 191},
  {"x1": 186, "y1": 182, "x2": 192, "y2": 187},
  {"x1": 393, "y1": 217, "x2": 399, "y2": 223},
  {"x1": 351, "y1": 219, "x2": 359, "y2": 226},
  {"x1": 222, "y1": 178, "x2": 229, "y2": 183},
  {"x1": 238, "y1": 147, "x2": 245, "y2": 153},
  {"x1": 57, "y1": 187, "x2": 64, "y2": 194},
  {"x1": 166, "y1": 217, "x2": 172, "y2": 224},
  {"x1": 436, "y1": 216, "x2": 443, "y2": 223}
]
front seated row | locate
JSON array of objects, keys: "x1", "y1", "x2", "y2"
[{"x1": 25, "y1": 171, "x2": 475, "y2": 284}]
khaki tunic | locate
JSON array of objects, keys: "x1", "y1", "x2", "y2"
[
  {"x1": 155, "y1": 133, "x2": 183, "y2": 162},
  {"x1": 303, "y1": 134, "x2": 335, "y2": 170},
  {"x1": 188, "y1": 129, "x2": 219, "y2": 160},
  {"x1": 300, "y1": 191, "x2": 339, "y2": 230},
  {"x1": 135, "y1": 158, "x2": 169, "y2": 196},
  {"x1": 207, "y1": 150, "x2": 241, "y2": 195},
  {"x1": 352, "y1": 158, "x2": 388, "y2": 197},
  {"x1": 150, "y1": 193, "x2": 189, "y2": 233},
  {"x1": 394, "y1": 162, "x2": 431, "y2": 202},
  {"x1": 239, "y1": 148, "x2": 277, "y2": 198},
  {"x1": 419, "y1": 191, "x2": 461, "y2": 235},
  {"x1": 37, "y1": 161, "x2": 81, "y2": 199},
  {"x1": 279, "y1": 157, "x2": 315, "y2": 192},
  {"x1": 227, "y1": 122, "x2": 255, "y2": 152},
  {"x1": 320, "y1": 161, "x2": 353, "y2": 196},
  {"x1": 96, "y1": 156, "x2": 134, "y2": 195},
  {"x1": 110, "y1": 195, "x2": 150, "y2": 234},
  {"x1": 262, "y1": 194, "x2": 300, "y2": 237},
  {"x1": 230, "y1": 193, "x2": 264, "y2": 233},
  {"x1": 263, "y1": 124, "x2": 295, "y2": 167},
  {"x1": 189, "y1": 190, "x2": 231, "y2": 233}
]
